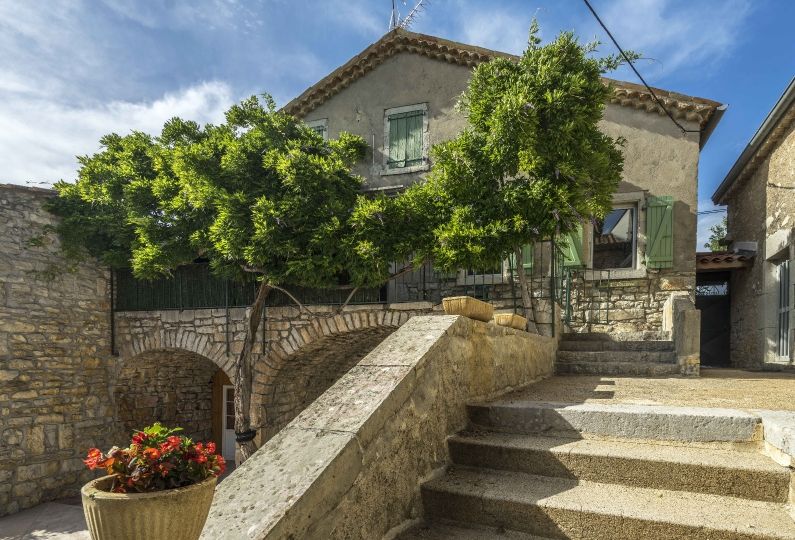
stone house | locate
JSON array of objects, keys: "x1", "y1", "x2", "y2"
[
  {"x1": 285, "y1": 29, "x2": 724, "y2": 335},
  {"x1": 0, "y1": 29, "x2": 725, "y2": 517},
  {"x1": 712, "y1": 76, "x2": 795, "y2": 369}
]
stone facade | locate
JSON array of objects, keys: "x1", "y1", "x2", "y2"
[
  {"x1": 113, "y1": 303, "x2": 432, "y2": 448},
  {"x1": 294, "y1": 30, "x2": 716, "y2": 336},
  {"x1": 717, "y1": 96, "x2": 795, "y2": 368},
  {"x1": 0, "y1": 184, "x2": 116, "y2": 516},
  {"x1": 116, "y1": 349, "x2": 218, "y2": 443}
]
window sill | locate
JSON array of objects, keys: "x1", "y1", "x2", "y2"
[
  {"x1": 380, "y1": 163, "x2": 430, "y2": 176},
  {"x1": 583, "y1": 268, "x2": 647, "y2": 280}
]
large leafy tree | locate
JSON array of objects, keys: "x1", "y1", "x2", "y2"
[
  {"x1": 47, "y1": 96, "x2": 384, "y2": 462},
  {"x1": 353, "y1": 23, "x2": 631, "y2": 329}
]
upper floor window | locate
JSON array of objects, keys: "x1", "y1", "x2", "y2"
[
  {"x1": 306, "y1": 118, "x2": 328, "y2": 140},
  {"x1": 592, "y1": 205, "x2": 637, "y2": 270},
  {"x1": 383, "y1": 103, "x2": 429, "y2": 175}
]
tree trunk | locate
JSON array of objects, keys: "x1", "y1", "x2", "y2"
[
  {"x1": 233, "y1": 279, "x2": 271, "y2": 465},
  {"x1": 513, "y1": 245, "x2": 539, "y2": 334}
]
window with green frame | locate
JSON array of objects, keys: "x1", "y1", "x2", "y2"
[{"x1": 386, "y1": 108, "x2": 425, "y2": 169}]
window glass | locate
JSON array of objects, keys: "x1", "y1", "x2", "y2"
[{"x1": 593, "y1": 207, "x2": 635, "y2": 269}]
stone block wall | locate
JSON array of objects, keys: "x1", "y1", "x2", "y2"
[
  {"x1": 0, "y1": 184, "x2": 117, "y2": 516},
  {"x1": 116, "y1": 349, "x2": 219, "y2": 442}
]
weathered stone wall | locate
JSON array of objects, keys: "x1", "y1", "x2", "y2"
[
  {"x1": 113, "y1": 303, "x2": 432, "y2": 448},
  {"x1": 116, "y1": 350, "x2": 219, "y2": 442},
  {"x1": 200, "y1": 315, "x2": 557, "y2": 540},
  {"x1": 0, "y1": 184, "x2": 116, "y2": 516},
  {"x1": 725, "y1": 162, "x2": 767, "y2": 367},
  {"x1": 723, "y1": 116, "x2": 795, "y2": 368}
]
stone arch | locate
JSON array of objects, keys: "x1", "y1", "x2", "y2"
[
  {"x1": 255, "y1": 309, "x2": 413, "y2": 442},
  {"x1": 114, "y1": 347, "x2": 233, "y2": 457},
  {"x1": 117, "y1": 327, "x2": 234, "y2": 380}
]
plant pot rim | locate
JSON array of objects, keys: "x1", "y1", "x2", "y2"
[{"x1": 82, "y1": 474, "x2": 217, "y2": 501}]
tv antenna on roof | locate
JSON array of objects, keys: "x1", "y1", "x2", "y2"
[{"x1": 389, "y1": 0, "x2": 429, "y2": 31}]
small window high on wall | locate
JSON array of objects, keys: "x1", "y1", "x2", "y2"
[{"x1": 592, "y1": 205, "x2": 637, "y2": 269}]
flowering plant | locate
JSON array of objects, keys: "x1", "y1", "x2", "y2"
[{"x1": 84, "y1": 423, "x2": 226, "y2": 493}]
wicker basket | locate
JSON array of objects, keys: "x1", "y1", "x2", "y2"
[
  {"x1": 493, "y1": 313, "x2": 528, "y2": 330},
  {"x1": 442, "y1": 296, "x2": 494, "y2": 322}
]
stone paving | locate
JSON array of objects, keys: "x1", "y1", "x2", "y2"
[
  {"x1": 0, "y1": 498, "x2": 88, "y2": 540},
  {"x1": 508, "y1": 368, "x2": 795, "y2": 411}
]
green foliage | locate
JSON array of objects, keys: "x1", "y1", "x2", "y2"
[
  {"x1": 704, "y1": 216, "x2": 727, "y2": 251},
  {"x1": 47, "y1": 96, "x2": 383, "y2": 288},
  {"x1": 358, "y1": 22, "x2": 628, "y2": 271}
]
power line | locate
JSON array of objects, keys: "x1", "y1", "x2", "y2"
[
  {"x1": 697, "y1": 208, "x2": 726, "y2": 215},
  {"x1": 581, "y1": 0, "x2": 699, "y2": 135}
]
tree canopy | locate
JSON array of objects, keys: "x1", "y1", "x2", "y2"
[
  {"x1": 351, "y1": 23, "x2": 630, "y2": 273},
  {"x1": 704, "y1": 216, "x2": 727, "y2": 252},
  {"x1": 47, "y1": 95, "x2": 378, "y2": 289}
]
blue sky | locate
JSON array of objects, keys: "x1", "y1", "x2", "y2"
[{"x1": 1, "y1": 0, "x2": 792, "y2": 247}]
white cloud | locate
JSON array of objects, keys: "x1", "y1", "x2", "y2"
[
  {"x1": 0, "y1": 82, "x2": 235, "y2": 186},
  {"x1": 592, "y1": 0, "x2": 753, "y2": 79}
]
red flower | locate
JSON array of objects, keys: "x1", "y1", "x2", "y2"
[
  {"x1": 83, "y1": 448, "x2": 103, "y2": 469},
  {"x1": 131, "y1": 432, "x2": 147, "y2": 445},
  {"x1": 205, "y1": 441, "x2": 216, "y2": 454},
  {"x1": 143, "y1": 447, "x2": 160, "y2": 460}
]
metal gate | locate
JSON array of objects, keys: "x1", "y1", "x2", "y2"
[{"x1": 695, "y1": 272, "x2": 731, "y2": 367}]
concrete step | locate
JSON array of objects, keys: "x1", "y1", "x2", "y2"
[
  {"x1": 562, "y1": 331, "x2": 671, "y2": 342},
  {"x1": 554, "y1": 361, "x2": 680, "y2": 376},
  {"x1": 422, "y1": 466, "x2": 795, "y2": 540},
  {"x1": 448, "y1": 432, "x2": 789, "y2": 502},
  {"x1": 396, "y1": 521, "x2": 553, "y2": 539},
  {"x1": 556, "y1": 350, "x2": 677, "y2": 364},
  {"x1": 466, "y1": 401, "x2": 762, "y2": 442},
  {"x1": 558, "y1": 339, "x2": 674, "y2": 352}
]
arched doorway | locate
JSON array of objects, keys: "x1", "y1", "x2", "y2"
[{"x1": 115, "y1": 348, "x2": 236, "y2": 461}]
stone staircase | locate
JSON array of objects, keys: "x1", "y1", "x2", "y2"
[
  {"x1": 556, "y1": 331, "x2": 680, "y2": 376},
  {"x1": 399, "y1": 399, "x2": 795, "y2": 539}
]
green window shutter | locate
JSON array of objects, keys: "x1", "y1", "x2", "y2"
[
  {"x1": 562, "y1": 224, "x2": 584, "y2": 268},
  {"x1": 509, "y1": 244, "x2": 534, "y2": 272},
  {"x1": 646, "y1": 196, "x2": 674, "y2": 269},
  {"x1": 388, "y1": 110, "x2": 424, "y2": 169}
]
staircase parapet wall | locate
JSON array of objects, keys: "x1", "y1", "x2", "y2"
[{"x1": 200, "y1": 315, "x2": 556, "y2": 540}]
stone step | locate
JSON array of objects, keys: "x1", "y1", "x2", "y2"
[
  {"x1": 554, "y1": 360, "x2": 680, "y2": 376},
  {"x1": 561, "y1": 331, "x2": 671, "y2": 342},
  {"x1": 448, "y1": 432, "x2": 789, "y2": 502},
  {"x1": 396, "y1": 521, "x2": 553, "y2": 539},
  {"x1": 421, "y1": 467, "x2": 795, "y2": 540},
  {"x1": 466, "y1": 401, "x2": 762, "y2": 442},
  {"x1": 558, "y1": 339, "x2": 674, "y2": 352},
  {"x1": 556, "y1": 350, "x2": 677, "y2": 364}
]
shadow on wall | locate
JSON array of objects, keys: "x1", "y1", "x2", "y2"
[
  {"x1": 257, "y1": 325, "x2": 398, "y2": 443},
  {"x1": 115, "y1": 348, "x2": 223, "y2": 442}
]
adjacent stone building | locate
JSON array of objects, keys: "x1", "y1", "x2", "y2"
[
  {"x1": 712, "y1": 76, "x2": 795, "y2": 368},
  {"x1": 285, "y1": 29, "x2": 724, "y2": 335}
]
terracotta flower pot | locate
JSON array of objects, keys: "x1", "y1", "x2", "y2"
[
  {"x1": 493, "y1": 313, "x2": 528, "y2": 330},
  {"x1": 81, "y1": 475, "x2": 216, "y2": 540},
  {"x1": 442, "y1": 296, "x2": 494, "y2": 322}
]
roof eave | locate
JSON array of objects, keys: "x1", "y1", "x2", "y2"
[{"x1": 712, "y1": 76, "x2": 795, "y2": 205}]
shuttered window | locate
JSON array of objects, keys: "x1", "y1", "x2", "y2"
[
  {"x1": 387, "y1": 109, "x2": 425, "y2": 169},
  {"x1": 509, "y1": 244, "x2": 534, "y2": 273},
  {"x1": 562, "y1": 225, "x2": 585, "y2": 268},
  {"x1": 646, "y1": 196, "x2": 674, "y2": 269}
]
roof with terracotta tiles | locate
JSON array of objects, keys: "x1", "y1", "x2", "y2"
[{"x1": 283, "y1": 28, "x2": 723, "y2": 131}]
